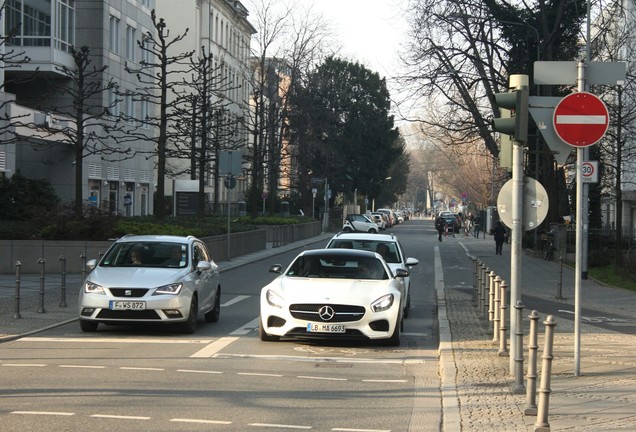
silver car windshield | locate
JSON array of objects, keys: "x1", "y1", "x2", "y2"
[
  {"x1": 327, "y1": 240, "x2": 401, "y2": 264},
  {"x1": 100, "y1": 242, "x2": 188, "y2": 268}
]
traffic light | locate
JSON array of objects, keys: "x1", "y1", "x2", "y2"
[{"x1": 492, "y1": 87, "x2": 529, "y2": 143}]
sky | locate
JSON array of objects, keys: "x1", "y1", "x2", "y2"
[{"x1": 242, "y1": 0, "x2": 412, "y2": 80}]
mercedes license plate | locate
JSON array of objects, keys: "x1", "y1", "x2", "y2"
[
  {"x1": 306, "y1": 323, "x2": 346, "y2": 333},
  {"x1": 110, "y1": 301, "x2": 146, "y2": 310}
]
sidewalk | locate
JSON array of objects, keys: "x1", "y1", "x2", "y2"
[
  {"x1": 2, "y1": 232, "x2": 635, "y2": 431},
  {"x1": 448, "y1": 236, "x2": 636, "y2": 431}
]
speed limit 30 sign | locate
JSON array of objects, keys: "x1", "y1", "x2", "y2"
[{"x1": 581, "y1": 161, "x2": 599, "y2": 183}]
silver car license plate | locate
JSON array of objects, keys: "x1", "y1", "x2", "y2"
[{"x1": 109, "y1": 301, "x2": 146, "y2": 310}]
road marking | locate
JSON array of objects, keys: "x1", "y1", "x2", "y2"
[
  {"x1": 171, "y1": 418, "x2": 232, "y2": 425},
  {"x1": 12, "y1": 411, "x2": 74, "y2": 416},
  {"x1": 2, "y1": 363, "x2": 46, "y2": 367},
  {"x1": 119, "y1": 367, "x2": 164, "y2": 371},
  {"x1": 332, "y1": 429, "x2": 391, "y2": 432},
  {"x1": 177, "y1": 369, "x2": 223, "y2": 374},
  {"x1": 91, "y1": 414, "x2": 150, "y2": 420},
  {"x1": 237, "y1": 372, "x2": 284, "y2": 377},
  {"x1": 59, "y1": 365, "x2": 106, "y2": 369},
  {"x1": 212, "y1": 353, "x2": 406, "y2": 364},
  {"x1": 558, "y1": 310, "x2": 636, "y2": 323},
  {"x1": 230, "y1": 317, "x2": 260, "y2": 335},
  {"x1": 362, "y1": 379, "x2": 408, "y2": 383},
  {"x1": 401, "y1": 332, "x2": 428, "y2": 337},
  {"x1": 222, "y1": 295, "x2": 250, "y2": 307},
  {"x1": 298, "y1": 375, "x2": 347, "y2": 381},
  {"x1": 190, "y1": 337, "x2": 239, "y2": 358},
  {"x1": 20, "y1": 337, "x2": 212, "y2": 344},
  {"x1": 249, "y1": 423, "x2": 311, "y2": 429}
]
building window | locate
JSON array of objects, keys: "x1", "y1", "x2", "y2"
[
  {"x1": 141, "y1": 37, "x2": 152, "y2": 64},
  {"x1": 141, "y1": 98, "x2": 150, "y2": 129},
  {"x1": 109, "y1": 88, "x2": 120, "y2": 117},
  {"x1": 55, "y1": 0, "x2": 74, "y2": 52},
  {"x1": 125, "y1": 94, "x2": 135, "y2": 125},
  {"x1": 126, "y1": 25, "x2": 136, "y2": 61},
  {"x1": 6, "y1": 0, "x2": 52, "y2": 47},
  {"x1": 109, "y1": 15, "x2": 120, "y2": 54}
]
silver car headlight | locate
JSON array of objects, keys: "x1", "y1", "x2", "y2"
[
  {"x1": 153, "y1": 283, "x2": 183, "y2": 295},
  {"x1": 266, "y1": 289, "x2": 284, "y2": 309},
  {"x1": 84, "y1": 281, "x2": 105, "y2": 295},
  {"x1": 371, "y1": 294, "x2": 394, "y2": 312}
]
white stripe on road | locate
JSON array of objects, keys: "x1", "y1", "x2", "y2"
[
  {"x1": 91, "y1": 414, "x2": 150, "y2": 420},
  {"x1": 332, "y1": 429, "x2": 391, "y2": 432},
  {"x1": 119, "y1": 367, "x2": 164, "y2": 371},
  {"x1": 171, "y1": 418, "x2": 232, "y2": 425},
  {"x1": 12, "y1": 411, "x2": 74, "y2": 416},
  {"x1": 237, "y1": 372, "x2": 284, "y2": 377},
  {"x1": 2, "y1": 363, "x2": 46, "y2": 367},
  {"x1": 190, "y1": 337, "x2": 239, "y2": 358},
  {"x1": 21, "y1": 337, "x2": 212, "y2": 344},
  {"x1": 177, "y1": 369, "x2": 223, "y2": 374},
  {"x1": 362, "y1": 379, "x2": 408, "y2": 383},
  {"x1": 555, "y1": 114, "x2": 606, "y2": 124},
  {"x1": 222, "y1": 295, "x2": 250, "y2": 307},
  {"x1": 249, "y1": 423, "x2": 311, "y2": 429},
  {"x1": 230, "y1": 317, "x2": 260, "y2": 335},
  {"x1": 298, "y1": 375, "x2": 347, "y2": 381},
  {"x1": 59, "y1": 365, "x2": 106, "y2": 369}
]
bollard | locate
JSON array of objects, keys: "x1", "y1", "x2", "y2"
[
  {"x1": 556, "y1": 256, "x2": 564, "y2": 300},
  {"x1": 481, "y1": 267, "x2": 490, "y2": 317},
  {"x1": 80, "y1": 252, "x2": 87, "y2": 282},
  {"x1": 14, "y1": 261, "x2": 22, "y2": 319},
  {"x1": 476, "y1": 262, "x2": 484, "y2": 309},
  {"x1": 498, "y1": 280, "x2": 509, "y2": 357},
  {"x1": 524, "y1": 310, "x2": 540, "y2": 416},
  {"x1": 59, "y1": 255, "x2": 68, "y2": 308},
  {"x1": 37, "y1": 258, "x2": 46, "y2": 313},
  {"x1": 492, "y1": 275, "x2": 501, "y2": 344},
  {"x1": 488, "y1": 271, "x2": 496, "y2": 332},
  {"x1": 535, "y1": 315, "x2": 557, "y2": 432},
  {"x1": 472, "y1": 259, "x2": 479, "y2": 305},
  {"x1": 513, "y1": 300, "x2": 526, "y2": 393}
]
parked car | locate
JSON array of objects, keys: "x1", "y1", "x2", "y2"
[
  {"x1": 370, "y1": 212, "x2": 387, "y2": 230},
  {"x1": 440, "y1": 213, "x2": 460, "y2": 233},
  {"x1": 343, "y1": 213, "x2": 379, "y2": 233},
  {"x1": 259, "y1": 248, "x2": 407, "y2": 345},
  {"x1": 78, "y1": 235, "x2": 221, "y2": 334},
  {"x1": 376, "y1": 208, "x2": 396, "y2": 227},
  {"x1": 325, "y1": 232, "x2": 419, "y2": 317}
]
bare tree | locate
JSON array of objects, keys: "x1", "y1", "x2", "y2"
[{"x1": 124, "y1": 10, "x2": 193, "y2": 219}]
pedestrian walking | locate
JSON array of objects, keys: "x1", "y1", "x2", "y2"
[
  {"x1": 473, "y1": 214, "x2": 481, "y2": 238},
  {"x1": 435, "y1": 215, "x2": 444, "y2": 242},
  {"x1": 493, "y1": 220, "x2": 507, "y2": 255}
]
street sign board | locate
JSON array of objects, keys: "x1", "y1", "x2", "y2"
[
  {"x1": 553, "y1": 92, "x2": 609, "y2": 147},
  {"x1": 529, "y1": 96, "x2": 573, "y2": 165},
  {"x1": 581, "y1": 161, "x2": 599, "y2": 183},
  {"x1": 497, "y1": 177, "x2": 549, "y2": 231},
  {"x1": 534, "y1": 61, "x2": 627, "y2": 85}
]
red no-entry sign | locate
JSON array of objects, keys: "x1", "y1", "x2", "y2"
[{"x1": 553, "y1": 92, "x2": 609, "y2": 147}]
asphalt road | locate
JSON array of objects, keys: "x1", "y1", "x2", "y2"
[{"x1": 1, "y1": 221, "x2": 446, "y2": 432}]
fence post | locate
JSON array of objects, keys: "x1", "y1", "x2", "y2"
[
  {"x1": 481, "y1": 266, "x2": 490, "y2": 317},
  {"x1": 513, "y1": 300, "x2": 526, "y2": 394},
  {"x1": 80, "y1": 253, "x2": 87, "y2": 282},
  {"x1": 59, "y1": 255, "x2": 68, "y2": 308},
  {"x1": 492, "y1": 275, "x2": 501, "y2": 344},
  {"x1": 498, "y1": 280, "x2": 509, "y2": 357},
  {"x1": 488, "y1": 271, "x2": 496, "y2": 334},
  {"x1": 535, "y1": 315, "x2": 557, "y2": 431},
  {"x1": 14, "y1": 261, "x2": 22, "y2": 319},
  {"x1": 37, "y1": 258, "x2": 46, "y2": 313},
  {"x1": 524, "y1": 310, "x2": 540, "y2": 416},
  {"x1": 472, "y1": 259, "x2": 479, "y2": 305}
]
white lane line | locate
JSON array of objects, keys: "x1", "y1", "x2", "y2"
[
  {"x1": 177, "y1": 369, "x2": 223, "y2": 375},
  {"x1": 2, "y1": 363, "x2": 46, "y2": 367},
  {"x1": 237, "y1": 372, "x2": 283, "y2": 377},
  {"x1": 332, "y1": 428, "x2": 391, "y2": 432},
  {"x1": 230, "y1": 317, "x2": 260, "y2": 335},
  {"x1": 59, "y1": 365, "x2": 106, "y2": 369},
  {"x1": 20, "y1": 337, "x2": 212, "y2": 344},
  {"x1": 119, "y1": 367, "x2": 164, "y2": 371},
  {"x1": 401, "y1": 332, "x2": 429, "y2": 337},
  {"x1": 11, "y1": 411, "x2": 74, "y2": 416},
  {"x1": 362, "y1": 379, "x2": 408, "y2": 383},
  {"x1": 249, "y1": 423, "x2": 311, "y2": 429},
  {"x1": 222, "y1": 295, "x2": 250, "y2": 307},
  {"x1": 91, "y1": 414, "x2": 150, "y2": 420},
  {"x1": 212, "y1": 353, "x2": 405, "y2": 364},
  {"x1": 171, "y1": 418, "x2": 232, "y2": 425},
  {"x1": 190, "y1": 337, "x2": 239, "y2": 358},
  {"x1": 297, "y1": 375, "x2": 347, "y2": 381}
]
